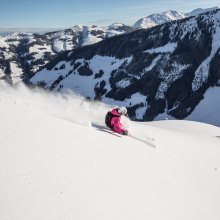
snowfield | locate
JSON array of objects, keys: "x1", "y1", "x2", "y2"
[
  {"x1": 144, "y1": 42, "x2": 177, "y2": 54},
  {"x1": 186, "y1": 87, "x2": 220, "y2": 127},
  {"x1": 0, "y1": 83, "x2": 220, "y2": 220}
]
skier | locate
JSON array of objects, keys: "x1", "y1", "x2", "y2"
[{"x1": 105, "y1": 106, "x2": 129, "y2": 135}]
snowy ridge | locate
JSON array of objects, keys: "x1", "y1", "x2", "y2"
[
  {"x1": 186, "y1": 7, "x2": 219, "y2": 17},
  {"x1": 133, "y1": 10, "x2": 186, "y2": 29},
  {"x1": 144, "y1": 42, "x2": 177, "y2": 54},
  {"x1": 0, "y1": 82, "x2": 220, "y2": 220},
  {"x1": 133, "y1": 7, "x2": 219, "y2": 30}
]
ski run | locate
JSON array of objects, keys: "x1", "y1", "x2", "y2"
[{"x1": 0, "y1": 83, "x2": 220, "y2": 220}]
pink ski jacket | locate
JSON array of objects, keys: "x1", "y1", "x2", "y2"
[{"x1": 110, "y1": 109, "x2": 126, "y2": 134}]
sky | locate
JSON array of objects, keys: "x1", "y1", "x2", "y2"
[{"x1": 0, "y1": 0, "x2": 219, "y2": 29}]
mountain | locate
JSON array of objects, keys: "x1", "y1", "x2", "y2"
[
  {"x1": 133, "y1": 7, "x2": 220, "y2": 29},
  {"x1": 0, "y1": 23, "x2": 133, "y2": 83},
  {"x1": 30, "y1": 8, "x2": 220, "y2": 123},
  {"x1": 1, "y1": 7, "x2": 218, "y2": 84},
  {"x1": 186, "y1": 7, "x2": 219, "y2": 17},
  {"x1": 0, "y1": 82, "x2": 220, "y2": 220},
  {"x1": 133, "y1": 10, "x2": 187, "y2": 29}
]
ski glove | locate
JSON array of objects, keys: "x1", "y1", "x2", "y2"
[{"x1": 122, "y1": 130, "x2": 128, "y2": 136}]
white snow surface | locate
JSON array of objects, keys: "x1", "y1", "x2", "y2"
[
  {"x1": 0, "y1": 37, "x2": 9, "y2": 48},
  {"x1": 81, "y1": 26, "x2": 103, "y2": 46},
  {"x1": 51, "y1": 31, "x2": 76, "y2": 52},
  {"x1": 187, "y1": 87, "x2": 220, "y2": 127},
  {"x1": 154, "y1": 86, "x2": 220, "y2": 126},
  {"x1": 80, "y1": 24, "x2": 126, "y2": 46},
  {"x1": 144, "y1": 42, "x2": 177, "y2": 54},
  {"x1": 53, "y1": 39, "x2": 66, "y2": 52},
  {"x1": 10, "y1": 62, "x2": 23, "y2": 84},
  {"x1": 29, "y1": 44, "x2": 53, "y2": 61},
  {"x1": 143, "y1": 55, "x2": 161, "y2": 73},
  {"x1": 0, "y1": 82, "x2": 220, "y2": 220}
]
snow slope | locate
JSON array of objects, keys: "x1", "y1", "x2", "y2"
[
  {"x1": 0, "y1": 83, "x2": 220, "y2": 220},
  {"x1": 186, "y1": 87, "x2": 220, "y2": 127}
]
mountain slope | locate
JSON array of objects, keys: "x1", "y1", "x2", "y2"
[
  {"x1": 0, "y1": 83, "x2": 220, "y2": 220},
  {"x1": 0, "y1": 36, "x2": 24, "y2": 84},
  {"x1": 0, "y1": 24, "x2": 133, "y2": 83},
  {"x1": 186, "y1": 86, "x2": 220, "y2": 126},
  {"x1": 30, "y1": 9, "x2": 220, "y2": 124}
]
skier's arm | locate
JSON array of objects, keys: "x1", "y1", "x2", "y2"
[{"x1": 113, "y1": 118, "x2": 127, "y2": 134}]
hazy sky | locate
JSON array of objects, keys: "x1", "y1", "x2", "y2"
[{"x1": 0, "y1": 0, "x2": 219, "y2": 28}]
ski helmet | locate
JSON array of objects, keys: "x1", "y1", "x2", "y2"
[{"x1": 117, "y1": 106, "x2": 127, "y2": 115}]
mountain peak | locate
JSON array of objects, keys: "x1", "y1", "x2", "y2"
[
  {"x1": 186, "y1": 7, "x2": 219, "y2": 17},
  {"x1": 133, "y1": 10, "x2": 186, "y2": 29},
  {"x1": 109, "y1": 22, "x2": 125, "y2": 28}
]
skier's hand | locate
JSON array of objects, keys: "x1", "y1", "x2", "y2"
[{"x1": 122, "y1": 130, "x2": 128, "y2": 136}]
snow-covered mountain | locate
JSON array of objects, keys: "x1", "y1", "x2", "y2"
[
  {"x1": 0, "y1": 23, "x2": 133, "y2": 83},
  {"x1": 1, "y1": 7, "x2": 218, "y2": 84},
  {"x1": 186, "y1": 7, "x2": 219, "y2": 17},
  {"x1": 133, "y1": 7, "x2": 220, "y2": 29},
  {"x1": 133, "y1": 10, "x2": 187, "y2": 29},
  {"x1": 0, "y1": 82, "x2": 220, "y2": 220},
  {"x1": 30, "y1": 8, "x2": 220, "y2": 123}
]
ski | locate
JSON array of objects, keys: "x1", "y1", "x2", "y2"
[
  {"x1": 91, "y1": 122, "x2": 122, "y2": 137},
  {"x1": 92, "y1": 122, "x2": 156, "y2": 147}
]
